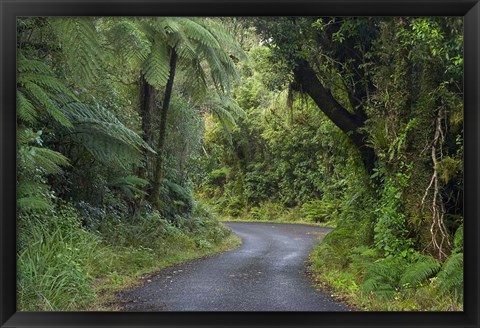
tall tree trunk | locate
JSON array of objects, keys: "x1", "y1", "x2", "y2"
[
  {"x1": 150, "y1": 50, "x2": 178, "y2": 209},
  {"x1": 137, "y1": 74, "x2": 156, "y2": 181},
  {"x1": 292, "y1": 59, "x2": 376, "y2": 173}
]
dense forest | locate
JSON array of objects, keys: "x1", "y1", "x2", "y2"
[{"x1": 17, "y1": 16, "x2": 463, "y2": 311}]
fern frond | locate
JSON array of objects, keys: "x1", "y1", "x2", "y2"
[
  {"x1": 179, "y1": 59, "x2": 208, "y2": 102},
  {"x1": 437, "y1": 252, "x2": 463, "y2": 297},
  {"x1": 62, "y1": 101, "x2": 155, "y2": 154},
  {"x1": 49, "y1": 17, "x2": 104, "y2": 87},
  {"x1": 17, "y1": 59, "x2": 74, "y2": 127},
  {"x1": 19, "y1": 73, "x2": 72, "y2": 95},
  {"x1": 200, "y1": 19, "x2": 246, "y2": 59},
  {"x1": 176, "y1": 18, "x2": 221, "y2": 49},
  {"x1": 17, "y1": 181, "x2": 49, "y2": 198},
  {"x1": 107, "y1": 18, "x2": 150, "y2": 65},
  {"x1": 20, "y1": 82, "x2": 72, "y2": 128},
  {"x1": 17, "y1": 127, "x2": 37, "y2": 145},
  {"x1": 17, "y1": 58, "x2": 51, "y2": 73},
  {"x1": 361, "y1": 278, "x2": 396, "y2": 300},
  {"x1": 23, "y1": 146, "x2": 70, "y2": 175},
  {"x1": 73, "y1": 131, "x2": 144, "y2": 168},
  {"x1": 110, "y1": 175, "x2": 149, "y2": 198},
  {"x1": 17, "y1": 91, "x2": 38, "y2": 124},
  {"x1": 142, "y1": 40, "x2": 170, "y2": 88},
  {"x1": 399, "y1": 255, "x2": 441, "y2": 288}
]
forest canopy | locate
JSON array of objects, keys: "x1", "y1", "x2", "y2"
[{"x1": 16, "y1": 16, "x2": 463, "y2": 311}]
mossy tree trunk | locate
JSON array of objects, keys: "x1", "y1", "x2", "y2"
[{"x1": 150, "y1": 50, "x2": 178, "y2": 209}]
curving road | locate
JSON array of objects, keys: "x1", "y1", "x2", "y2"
[{"x1": 118, "y1": 222, "x2": 351, "y2": 311}]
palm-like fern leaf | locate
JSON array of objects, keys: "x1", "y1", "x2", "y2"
[
  {"x1": 17, "y1": 91, "x2": 38, "y2": 124},
  {"x1": 107, "y1": 18, "x2": 150, "y2": 65},
  {"x1": 61, "y1": 101, "x2": 155, "y2": 167},
  {"x1": 19, "y1": 146, "x2": 70, "y2": 175},
  {"x1": 17, "y1": 59, "x2": 73, "y2": 128},
  {"x1": 142, "y1": 39, "x2": 170, "y2": 88},
  {"x1": 49, "y1": 17, "x2": 104, "y2": 87}
]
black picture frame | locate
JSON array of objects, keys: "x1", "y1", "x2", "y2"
[{"x1": 1, "y1": 0, "x2": 479, "y2": 327}]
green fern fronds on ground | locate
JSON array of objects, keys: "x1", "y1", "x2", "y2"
[
  {"x1": 399, "y1": 255, "x2": 441, "y2": 288},
  {"x1": 436, "y1": 252, "x2": 463, "y2": 299},
  {"x1": 360, "y1": 257, "x2": 407, "y2": 300}
]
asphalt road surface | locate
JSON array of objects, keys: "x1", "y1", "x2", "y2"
[{"x1": 119, "y1": 222, "x2": 351, "y2": 311}]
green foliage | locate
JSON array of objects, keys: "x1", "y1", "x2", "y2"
[
  {"x1": 399, "y1": 255, "x2": 441, "y2": 288},
  {"x1": 62, "y1": 101, "x2": 155, "y2": 167},
  {"x1": 207, "y1": 167, "x2": 230, "y2": 187},
  {"x1": 110, "y1": 175, "x2": 149, "y2": 199},
  {"x1": 249, "y1": 201, "x2": 285, "y2": 221},
  {"x1": 17, "y1": 128, "x2": 70, "y2": 213},
  {"x1": 17, "y1": 58, "x2": 73, "y2": 128},
  {"x1": 50, "y1": 17, "x2": 104, "y2": 87},
  {"x1": 16, "y1": 16, "x2": 463, "y2": 312},
  {"x1": 301, "y1": 199, "x2": 340, "y2": 223},
  {"x1": 436, "y1": 156, "x2": 462, "y2": 183},
  {"x1": 436, "y1": 252, "x2": 463, "y2": 299},
  {"x1": 373, "y1": 179, "x2": 414, "y2": 258},
  {"x1": 142, "y1": 39, "x2": 170, "y2": 88}
]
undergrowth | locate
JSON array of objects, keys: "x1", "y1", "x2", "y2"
[
  {"x1": 309, "y1": 223, "x2": 464, "y2": 311},
  {"x1": 17, "y1": 201, "x2": 239, "y2": 311}
]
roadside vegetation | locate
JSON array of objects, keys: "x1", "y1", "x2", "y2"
[{"x1": 17, "y1": 17, "x2": 463, "y2": 311}]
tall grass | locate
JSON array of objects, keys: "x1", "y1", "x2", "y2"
[
  {"x1": 17, "y1": 205, "x2": 98, "y2": 310},
  {"x1": 17, "y1": 201, "x2": 238, "y2": 311}
]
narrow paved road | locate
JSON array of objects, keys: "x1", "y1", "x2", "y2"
[{"x1": 119, "y1": 222, "x2": 351, "y2": 311}]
